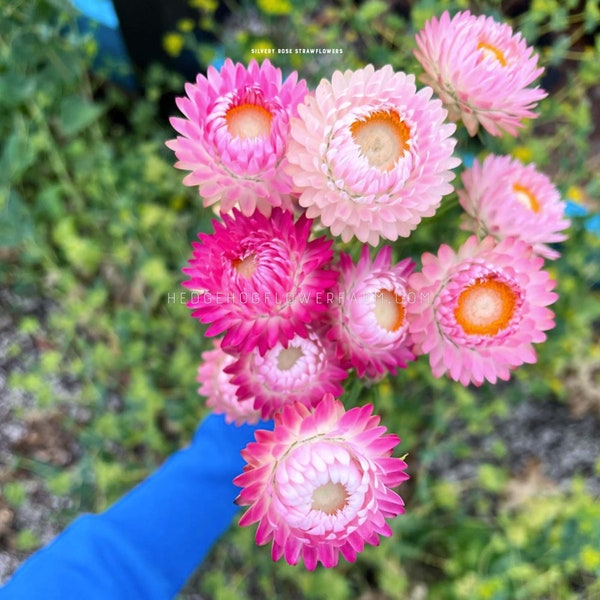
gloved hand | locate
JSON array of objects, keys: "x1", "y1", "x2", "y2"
[{"x1": 0, "y1": 414, "x2": 271, "y2": 600}]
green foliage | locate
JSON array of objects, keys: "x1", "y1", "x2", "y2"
[{"x1": 2, "y1": 0, "x2": 599, "y2": 598}]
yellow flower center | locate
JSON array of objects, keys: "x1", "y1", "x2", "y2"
[
  {"x1": 454, "y1": 277, "x2": 517, "y2": 336},
  {"x1": 232, "y1": 253, "x2": 257, "y2": 278},
  {"x1": 226, "y1": 103, "x2": 273, "y2": 139},
  {"x1": 512, "y1": 183, "x2": 541, "y2": 212},
  {"x1": 477, "y1": 41, "x2": 507, "y2": 67},
  {"x1": 350, "y1": 109, "x2": 410, "y2": 171},
  {"x1": 311, "y1": 481, "x2": 349, "y2": 515},
  {"x1": 276, "y1": 346, "x2": 304, "y2": 371},
  {"x1": 373, "y1": 289, "x2": 405, "y2": 332}
]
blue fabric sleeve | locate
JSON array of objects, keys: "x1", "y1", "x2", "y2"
[{"x1": 0, "y1": 414, "x2": 271, "y2": 600}]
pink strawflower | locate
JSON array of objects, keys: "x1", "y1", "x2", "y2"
[
  {"x1": 414, "y1": 11, "x2": 547, "y2": 137},
  {"x1": 328, "y1": 245, "x2": 415, "y2": 378},
  {"x1": 458, "y1": 154, "x2": 570, "y2": 259},
  {"x1": 407, "y1": 235, "x2": 557, "y2": 386},
  {"x1": 183, "y1": 208, "x2": 337, "y2": 355},
  {"x1": 227, "y1": 326, "x2": 347, "y2": 420},
  {"x1": 234, "y1": 395, "x2": 409, "y2": 570},
  {"x1": 286, "y1": 65, "x2": 459, "y2": 245},
  {"x1": 167, "y1": 59, "x2": 308, "y2": 216},
  {"x1": 197, "y1": 339, "x2": 261, "y2": 426}
]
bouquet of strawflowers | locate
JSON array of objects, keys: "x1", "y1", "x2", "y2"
[{"x1": 166, "y1": 11, "x2": 570, "y2": 570}]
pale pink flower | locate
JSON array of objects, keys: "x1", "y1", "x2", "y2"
[
  {"x1": 197, "y1": 339, "x2": 261, "y2": 426},
  {"x1": 414, "y1": 11, "x2": 547, "y2": 136},
  {"x1": 458, "y1": 154, "x2": 570, "y2": 259},
  {"x1": 407, "y1": 236, "x2": 557, "y2": 386},
  {"x1": 183, "y1": 208, "x2": 337, "y2": 355},
  {"x1": 286, "y1": 65, "x2": 459, "y2": 245},
  {"x1": 227, "y1": 327, "x2": 347, "y2": 420},
  {"x1": 234, "y1": 395, "x2": 408, "y2": 570},
  {"x1": 167, "y1": 59, "x2": 308, "y2": 216},
  {"x1": 328, "y1": 245, "x2": 415, "y2": 378}
]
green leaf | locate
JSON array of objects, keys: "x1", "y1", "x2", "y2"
[
  {"x1": 0, "y1": 130, "x2": 38, "y2": 184},
  {"x1": 356, "y1": 0, "x2": 388, "y2": 22},
  {"x1": 0, "y1": 190, "x2": 34, "y2": 247},
  {"x1": 58, "y1": 95, "x2": 103, "y2": 137}
]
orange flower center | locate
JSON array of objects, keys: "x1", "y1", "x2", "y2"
[
  {"x1": 232, "y1": 253, "x2": 257, "y2": 278},
  {"x1": 512, "y1": 183, "x2": 541, "y2": 213},
  {"x1": 225, "y1": 103, "x2": 273, "y2": 139},
  {"x1": 373, "y1": 289, "x2": 405, "y2": 332},
  {"x1": 350, "y1": 109, "x2": 410, "y2": 171},
  {"x1": 276, "y1": 346, "x2": 304, "y2": 371},
  {"x1": 454, "y1": 277, "x2": 517, "y2": 336},
  {"x1": 477, "y1": 41, "x2": 507, "y2": 67},
  {"x1": 311, "y1": 481, "x2": 349, "y2": 515}
]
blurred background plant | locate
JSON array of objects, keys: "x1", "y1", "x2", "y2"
[{"x1": 1, "y1": 0, "x2": 599, "y2": 598}]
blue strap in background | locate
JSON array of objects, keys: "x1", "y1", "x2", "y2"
[{"x1": 0, "y1": 414, "x2": 272, "y2": 600}]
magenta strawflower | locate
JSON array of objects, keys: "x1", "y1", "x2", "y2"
[
  {"x1": 414, "y1": 11, "x2": 547, "y2": 137},
  {"x1": 183, "y1": 208, "x2": 337, "y2": 355},
  {"x1": 286, "y1": 65, "x2": 459, "y2": 245},
  {"x1": 328, "y1": 245, "x2": 415, "y2": 378},
  {"x1": 458, "y1": 154, "x2": 570, "y2": 259},
  {"x1": 407, "y1": 236, "x2": 557, "y2": 386},
  {"x1": 197, "y1": 339, "x2": 260, "y2": 426},
  {"x1": 234, "y1": 394, "x2": 408, "y2": 570},
  {"x1": 227, "y1": 327, "x2": 347, "y2": 420},
  {"x1": 167, "y1": 59, "x2": 307, "y2": 216}
]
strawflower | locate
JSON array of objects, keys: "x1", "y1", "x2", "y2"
[
  {"x1": 227, "y1": 327, "x2": 347, "y2": 419},
  {"x1": 167, "y1": 59, "x2": 307, "y2": 216},
  {"x1": 197, "y1": 339, "x2": 261, "y2": 426},
  {"x1": 407, "y1": 235, "x2": 557, "y2": 386},
  {"x1": 287, "y1": 64, "x2": 459, "y2": 245},
  {"x1": 328, "y1": 245, "x2": 415, "y2": 377},
  {"x1": 414, "y1": 10, "x2": 547, "y2": 136},
  {"x1": 234, "y1": 395, "x2": 409, "y2": 570},
  {"x1": 183, "y1": 208, "x2": 337, "y2": 355},
  {"x1": 458, "y1": 154, "x2": 570, "y2": 259}
]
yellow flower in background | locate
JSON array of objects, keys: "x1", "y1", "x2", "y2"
[
  {"x1": 566, "y1": 185, "x2": 584, "y2": 203},
  {"x1": 190, "y1": 0, "x2": 218, "y2": 12},
  {"x1": 258, "y1": 0, "x2": 292, "y2": 15},
  {"x1": 163, "y1": 33, "x2": 184, "y2": 57},
  {"x1": 177, "y1": 18, "x2": 195, "y2": 32},
  {"x1": 512, "y1": 145, "x2": 533, "y2": 163}
]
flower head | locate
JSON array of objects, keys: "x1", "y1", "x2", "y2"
[
  {"x1": 227, "y1": 327, "x2": 347, "y2": 419},
  {"x1": 167, "y1": 59, "x2": 308, "y2": 216},
  {"x1": 234, "y1": 395, "x2": 408, "y2": 570},
  {"x1": 286, "y1": 65, "x2": 459, "y2": 245},
  {"x1": 183, "y1": 208, "x2": 337, "y2": 355},
  {"x1": 414, "y1": 11, "x2": 547, "y2": 136},
  {"x1": 328, "y1": 245, "x2": 415, "y2": 377},
  {"x1": 407, "y1": 236, "x2": 557, "y2": 386},
  {"x1": 458, "y1": 154, "x2": 570, "y2": 259},
  {"x1": 197, "y1": 339, "x2": 261, "y2": 425}
]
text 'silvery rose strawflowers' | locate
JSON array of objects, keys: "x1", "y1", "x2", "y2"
[
  {"x1": 167, "y1": 59, "x2": 307, "y2": 216},
  {"x1": 407, "y1": 235, "x2": 557, "y2": 386},
  {"x1": 286, "y1": 65, "x2": 460, "y2": 245},
  {"x1": 328, "y1": 245, "x2": 415, "y2": 378},
  {"x1": 414, "y1": 11, "x2": 547, "y2": 136},
  {"x1": 227, "y1": 327, "x2": 347, "y2": 420},
  {"x1": 458, "y1": 154, "x2": 570, "y2": 259},
  {"x1": 183, "y1": 208, "x2": 337, "y2": 356},
  {"x1": 234, "y1": 395, "x2": 409, "y2": 570},
  {"x1": 197, "y1": 339, "x2": 261, "y2": 426}
]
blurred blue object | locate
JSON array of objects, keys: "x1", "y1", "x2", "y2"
[
  {"x1": 0, "y1": 414, "x2": 274, "y2": 599},
  {"x1": 564, "y1": 201, "x2": 600, "y2": 235},
  {"x1": 69, "y1": 0, "x2": 138, "y2": 90},
  {"x1": 71, "y1": 0, "x2": 119, "y2": 28}
]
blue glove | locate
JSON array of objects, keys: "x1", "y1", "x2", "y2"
[{"x1": 0, "y1": 414, "x2": 271, "y2": 600}]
